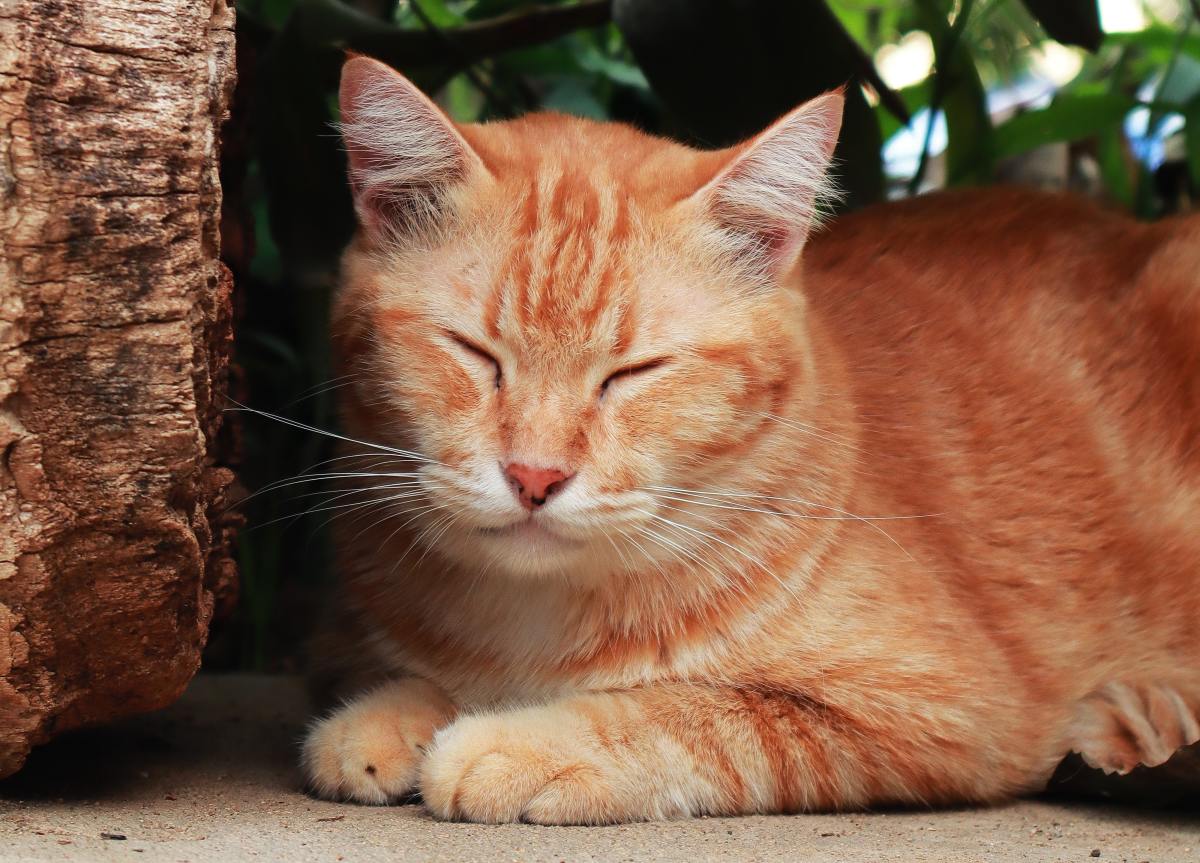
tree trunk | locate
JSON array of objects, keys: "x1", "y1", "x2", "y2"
[{"x1": 0, "y1": 0, "x2": 238, "y2": 778}]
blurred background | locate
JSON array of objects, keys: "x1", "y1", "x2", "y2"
[{"x1": 212, "y1": 0, "x2": 1200, "y2": 671}]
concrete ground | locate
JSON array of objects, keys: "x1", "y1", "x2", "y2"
[{"x1": 1, "y1": 675, "x2": 1196, "y2": 863}]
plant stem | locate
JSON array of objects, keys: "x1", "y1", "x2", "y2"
[{"x1": 908, "y1": 0, "x2": 976, "y2": 196}]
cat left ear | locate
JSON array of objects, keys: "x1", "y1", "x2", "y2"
[
  {"x1": 339, "y1": 56, "x2": 487, "y2": 243},
  {"x1": 694, "y1": 91, "x2": 844, "y2": 281}
]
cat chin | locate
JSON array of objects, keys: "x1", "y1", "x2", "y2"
[{"x1": 432, "y1": 523, "x2": 606, "y2": 581}]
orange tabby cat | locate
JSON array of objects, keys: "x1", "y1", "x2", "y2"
[{"x1": 301, "y1": 56, "x2": 1200, "y2": 824}]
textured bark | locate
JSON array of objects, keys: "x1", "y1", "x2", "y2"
[{"x1": 0, "y1": 0, "x2": 238, "y2": 778}]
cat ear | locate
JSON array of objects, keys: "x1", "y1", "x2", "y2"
[
  {"x1": 339, "y1": 56, "x2": 486, "y2": 242},
  {"x1": 695, "y1": 91, "x2": 843, "y2": 281}
]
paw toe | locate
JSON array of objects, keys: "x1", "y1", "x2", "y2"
[
  {"x1": 419, "y1": 718, "x2": 611, "y2": 824},
  {"x1": 302, "y1": 712, "x2": 420, "y2": 805}
]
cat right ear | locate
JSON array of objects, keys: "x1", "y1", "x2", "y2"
[
  {"x1": 692, "y1": 91, "x2": 843, "y2": 283},
  {"x1": 339, "y1": 56, "x2": 486, "y2": 243}
]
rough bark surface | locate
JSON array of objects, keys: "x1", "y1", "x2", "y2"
[{"x1": 0, "y1": 0, "x2": 238, "y2": 778}]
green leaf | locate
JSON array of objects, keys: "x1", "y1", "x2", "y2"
[
  {"x1": 1104, "y1": 24, "x2": 1200, "y2": 61},
  {"x1": 397, "y1": 0, "x2": 463, "y2": 28},
  {"x1": 575, "y1": 42, "x2": 650, "y2": 90},
  {"x1": 1156, "y1": 53, "x2": 1200, "y2": 108},
  {"x1": 941, "y1": 42, "x2": 992, "y2": 185},
  {"x1": 1019, "y1": 0, "x2": 1102, "y2": 52},
  {"x1": 993, "y1": 93, "x2": 1136, "y2": 161},
  {"x1": 442, "y1": 72, "x2": 487, "y2": 121},
  {"x1": 541, "y1": 77, "x2": 608, "y2": 118}
]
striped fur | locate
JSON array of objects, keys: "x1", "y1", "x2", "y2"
[{"x1": 302, "y1": 58, "x2": 1200, "y2": 823}]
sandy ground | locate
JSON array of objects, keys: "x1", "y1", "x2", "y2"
[{"x1": 1, "y1": 675, "x2": 1196, "y2": 863}]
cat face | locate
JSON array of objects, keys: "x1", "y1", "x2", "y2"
[{"x1": 334, "y1": 58, "x2": 841, "y2": 580}]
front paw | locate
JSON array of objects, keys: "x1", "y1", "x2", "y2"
[
  {"x1": 419, "y1": 709, "x2": 621, "y2": 824},
  {"x1": 302, "y1": 680, "x2": 453, "y2": 805},
  {"x1": 1072, "y1": 680, "x2": 1200, "y2": 775}
]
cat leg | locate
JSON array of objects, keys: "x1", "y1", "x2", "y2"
[
  {"x1": 303, "y1": 677, "x2": 456, "y2": 804},
  {"x1": 1070, "y1": 680, "x2": 1200, "y2": 775},
  {"x1": 419, "y1": 683, "x2": 1033, "y2": 824}
]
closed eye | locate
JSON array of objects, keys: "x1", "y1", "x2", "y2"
[
  {"x1": 600, "y1": 357, "x2": 670, "y2": 397},
  {"x1": 445, "y1": 331, "x2": 502, "y2": 389}
]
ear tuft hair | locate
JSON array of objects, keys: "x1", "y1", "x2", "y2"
[
  {"x1": 338, "y1": 56, "x2": 483, "y2": 243},
  {"x1": 699, "y1": 91, "x2": 844, "y2": 283}
]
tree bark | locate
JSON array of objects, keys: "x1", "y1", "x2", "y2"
[{"x1": 0, "y1": 0, "x2": 238, "y2": 778}]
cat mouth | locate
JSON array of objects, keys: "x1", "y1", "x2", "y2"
[{"x1": 476, "y1": 519, "x2": 580, "y2": 546}]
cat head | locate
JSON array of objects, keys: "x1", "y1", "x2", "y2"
[{"x1": 334, "y1": 56, "x2": 842, "y2": 580}]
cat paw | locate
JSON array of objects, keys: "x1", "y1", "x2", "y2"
[
  {"x1": 419, "y1": 709, "x2": 621, "y2": 824},
  {"x1": 1071, "y1": 680, "x2": 1200, "y2": 775},
  {"x1": 302, "y1": 679, "x2": 454, "y2": 805}
]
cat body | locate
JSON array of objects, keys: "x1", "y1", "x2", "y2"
[{"x1": 302, "y1": 57, "x2": 1200, "y2": 823}]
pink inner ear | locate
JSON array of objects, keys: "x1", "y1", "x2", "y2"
[{"x1": 753, "y1": 223, "x2": 795, "y2": 261}]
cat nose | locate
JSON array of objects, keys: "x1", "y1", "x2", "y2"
[{"x1": 503, "y1": 463, "x2": 573, "y2": 510}]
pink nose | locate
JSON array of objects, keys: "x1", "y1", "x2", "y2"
[{"x1": 504, "y1": 463, "x2": 573, "y2": 510}]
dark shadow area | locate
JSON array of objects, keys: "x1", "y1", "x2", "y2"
[
  {"x1": 0, "y1": 676, "x2": 307, "y2": 806},
  {"x1": 0, "y1": 726, "x2": 179, "y2": 803},
  {"x1": 1042, "y1": 746, "x2": 1200, "y2": 811}
]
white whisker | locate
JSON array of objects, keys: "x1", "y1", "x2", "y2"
[
  {"x1": 642, "y1": 485, "x2": 927, "y2": 564},
  {"x1": 246, "y1": 487, "x2": 431, "y2": 533},
  {"x1": 743, "y1": 409, "x2": 863, "y2": 451},
  {"x1": 225, "y1": 398, "x2": 441, "y2": 465}
]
